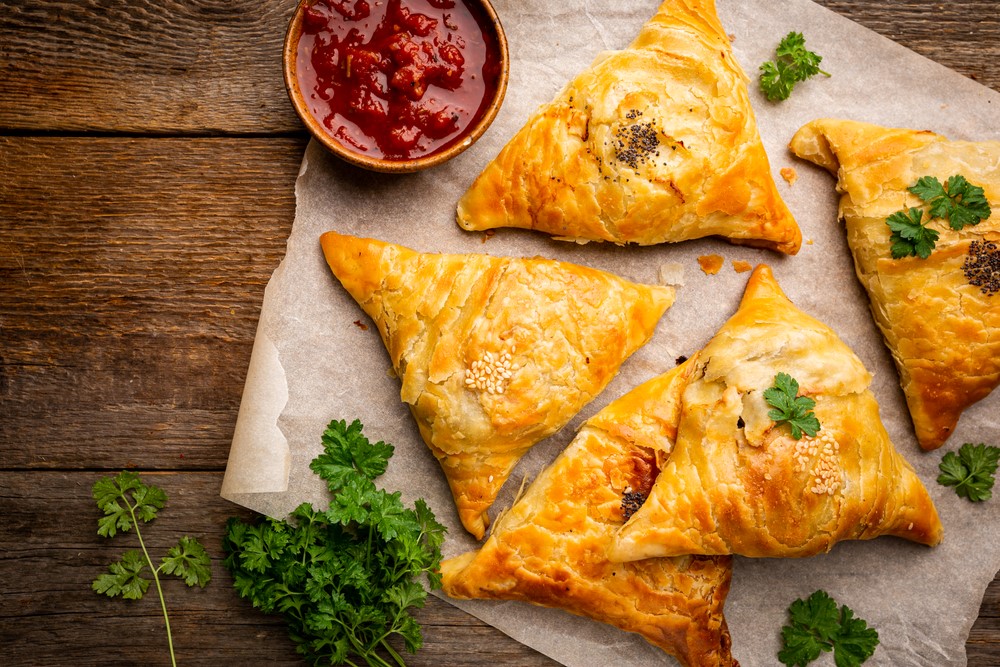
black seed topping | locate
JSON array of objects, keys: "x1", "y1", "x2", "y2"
[
  {"x1": 621, "y1": 490, "x2": 646, "y2": 521},
  {"x1": 963, "y1": 240, "x2": 1000, "y2": 296}
]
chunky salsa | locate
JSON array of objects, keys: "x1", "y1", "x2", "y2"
[{"x1": 297, "y1": 0, "x2": 502, "y2": 161}]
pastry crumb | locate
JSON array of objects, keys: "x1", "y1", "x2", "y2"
[
  {"x1": 658, "y1": 262, "x2": 685, "y2": 286},
  {"x1": 697, "y1": 254, "x2": 724, "y2": 275},
  {"x1": 780, "y1": 166, "x2": 798, "y2": 185},
  {"x1": 732, "y1": 260, "x2": 752, "y2": 273},
  {"x1": 806, "y1": 239, "x2": 814, "y2": 245},
  {"x1": 353, "y1": 319, "x2": 369, "y2": 331},
  {"x1": 481, "y1": 229, "x2": 496, "y2": 243}
]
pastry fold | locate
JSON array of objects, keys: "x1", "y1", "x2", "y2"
[
  {"x1": 320, "y1": 231, "x2": 674, "y2": 538},
  {"x1": 456, "y1": 0, "x2": 800, "y2": 254},
  {"x1": 610, "y1": 265, "x2": 942, "y2": 560},
  {"x1": 441, "y1": 358, "x2": 735, "y2": 667},
  {"x1": 790, "y1": 118, "x2": 1000, "y2": 450}
]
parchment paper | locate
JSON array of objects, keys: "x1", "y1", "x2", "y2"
[{"x1": 221, "y1": 0, "x2": 1000, "y2": 664}]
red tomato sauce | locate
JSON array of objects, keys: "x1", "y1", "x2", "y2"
[{"x1": 297, "y1": 0, "x2": 502, "y2": 161}]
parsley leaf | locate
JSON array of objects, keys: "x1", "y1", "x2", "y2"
[
  {"x1": 909, "y1": 175, "x2": 992, "y2": 231},
  {"x1": 764, "y1": 372, "x2": 821, "y2": 439},
  {"x1": 312, "y1": 418, "x2": 394, "y2": 489},
  {"x1": 886, "y1": 207, "x2": 940, "y2": 259},
  {"x1": 778, "y1": 590, "x2": 879, "y2": 667},
  {"x1": 161, "y1": 536, "x2": 213, "y2": 587},
  {"x1": 92, "y1": 472, "x2": 211, "y2": 667},
  {"x1": 93, "y1": 550, "x2": 151, "y2": 600},
  {"x1": 224, "y1": 418, "x2": 446, "y2": 667},
  {"x1": 938, "y1": 442, "x2": 1000, "y2": 501},
  {"x1": 759, "y1": 32, "x2": 830, "y2": 102}
]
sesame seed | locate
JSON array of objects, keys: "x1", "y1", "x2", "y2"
[
  {"x1": 793, "y1": 431, "x2": 843, "y2": 495},
  {"x1": 465, "y1": 342, "x2": 519, "y2": 395}
]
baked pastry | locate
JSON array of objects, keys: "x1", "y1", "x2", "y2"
[
  {"x1": 441, "y1": 358, "x2": 735, "y2": 667},
  {"x1": 456, "y1": 0, "x2": 801, "y2": 254},
  {"x1": 320, "y1": 231, "x2": 674, "y2": 538},
  {"x1": 790, "y1": 119, "x2": 1000, "y2": 450},
  {"x1": 610, "y1": 265, "x2": 942, "y2": 560}
]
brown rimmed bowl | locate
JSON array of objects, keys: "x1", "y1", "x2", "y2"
[{"x1": 282, "y1": 0, "x2": 509, "y2": 174}]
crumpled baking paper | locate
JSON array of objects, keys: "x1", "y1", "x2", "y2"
[{"x1": 221, "y1": 0, "x2": 1000, "y2": 664}]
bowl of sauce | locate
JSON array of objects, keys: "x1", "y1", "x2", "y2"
[{"x1": 284, "y1": 0, "x2": 509, "y2": 173}]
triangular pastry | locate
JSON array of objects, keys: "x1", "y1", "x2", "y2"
[
  {"x1": 441, "y1": 358, "x2": 735, "y2": 667},
  {"x1": 610, "y1": 265, "x2": 942, "y2": 560},
  {"x1": 790, "y1": 118, "x2": 1000, "y2": 450},
  {"x1": 456, "y1": 0, "x2": 801, "y2": 254},
  {"x1": 320, "y1": 231, "x2": 674, "y2": 538}
]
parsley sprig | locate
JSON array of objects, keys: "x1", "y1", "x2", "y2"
[
  {"x1": 779, "y1": 590, "x2": 879, "y2": 667},
  {"x1": 92, "y1": 472, "x2": 212, "y2": 667},
  {"x1": 910, "y1": 175, "x2": 991, "y2": 231},
  {"x1": 223, "y1": 419, "x2": 446, "y2": 667},
  {"x1": 886, "y1": 174, "x2": 992, "y2": 259},
  {"x1": 938, "y1": 442, "x2": 1000, "y2": 502},
  {"x1": 764, "y1": 372, "x2": 821, "y2": 440},
  {"x1": 887, "y1": 207, "x2": 940, "y2": 259},
  {"x1": 759, "y1": 32, "x2": 830, "y2": 102}
]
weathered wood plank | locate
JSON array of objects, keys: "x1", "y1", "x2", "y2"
[
  {"x1": 0, "y1": 472, "x2": 555, "y2": 666},
  {"x1": 0, "y1": 0, "x2": 302, "y2": 133},
  {"x1": 0, "y1": 1, "x2": 996, "y2": 135},
  {"x1": 0, "y1": 136, "x2": 305, "y2": 469},
  {"x1": 0, "y1": 471, "x2": 994, "y2": 665}
]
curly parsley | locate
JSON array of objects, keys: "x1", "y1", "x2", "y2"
[
  {"x1": 938, "y1": 442, "x2": 1000, "y2": 502},
  {"x1": 223, "y1": 419, "x2": 446, "y2": 667},
  {"x1": 779, "y1": 590, "x2": 879, "y2": 667},
  {"x1": 764, "y1": 372, "x2": 821, "y2": 439},
  {"x1": 92, "y1": 472, "x2": 212, "y2": 667},
  {"x1": 759, "y1": 32, "x2": 830, "y2": 102}
]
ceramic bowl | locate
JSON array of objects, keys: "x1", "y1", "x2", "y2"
[{"x1": 283, "y1": 0, "x2": 509, "y2": 173}]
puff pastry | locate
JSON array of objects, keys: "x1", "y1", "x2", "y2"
[
  {"x1": 456, "y1": 0, "x2": 801, "y2": 254},
  {"x1": 320, "y1": 231, "x2": 674, "y2": 538},
  {"x1": 441, "y1": 358, "x2": 735, "y2": 667},
  {"x1": 610, "y1": 265, "x2": 942, "y2": 560},
  {"x1": 790, "y1": 119, "x2": 1000, "y2": 450}
]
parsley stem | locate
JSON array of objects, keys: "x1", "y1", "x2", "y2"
[
  {"x1": 127, "y1": 499, "x2": 177, "y2": 667},
  {"x1": 381, "y1": 638, "x2": 406, "y2": 667}
]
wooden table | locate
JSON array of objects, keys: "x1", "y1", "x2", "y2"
[{"x1": 1, "y1": 1, "x2": 997, "y2": 665}]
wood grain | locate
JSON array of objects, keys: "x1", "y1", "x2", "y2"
[
  {"x1": 0, "y1": 1, "x2": 996, "y2": 135},
  {"x1": 0, "y1": 471, "x2": 556, "y2": 666},
  {"x1": 1, "y1": 0, "x2": 998, "y2": 665},
  {"x1": 0, "y1": 136, "x2": 305, "y2": 469}
]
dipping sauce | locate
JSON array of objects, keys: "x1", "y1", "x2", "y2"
[{"x1": 296, "y1": 0, "x2": 503, "y2": 161}]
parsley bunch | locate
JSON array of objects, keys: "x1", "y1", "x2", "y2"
[
  {"x1": 938, "y1": 442, "x2": 1000, "y2": 502},
  {"x1": 759, "y1": 32, "x2": 830, "y2": 102},
  {"x1": 92, "y1": 472, "x2": 212, "y2": 667},
  {"x1": 886, "y1": 174, "x2": 992, "y2": 259},
  {"x1": 779, "y1": 590, "x2": 879, "y2": 667},
  {"x1": 223, "y1": 419, "x2": 446, "y2": 667},
  {"x1": 764, "y1": 372, "x2": 821, "y2": 440}
]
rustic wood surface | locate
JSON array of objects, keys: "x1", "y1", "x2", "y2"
[{"x1": 0, "y1": 1, "x2": 997, "y2": 665}]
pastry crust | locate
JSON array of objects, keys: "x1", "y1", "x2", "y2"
[
  {"x1": 790, "y1": 118, "x2": 1000, "y2": 450},
  {"x1": 455, "y1": 0, "x2": 800, "y2": 253},
  {"x1": 441, "y1": 358, "x2": 735, "y2": 667},
  {"x1": 610, "y1": 265, "x2": 942, "y2": 560},
  {"x1": 320, "y1": 231, "x2": 674, "y2": 538}
]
